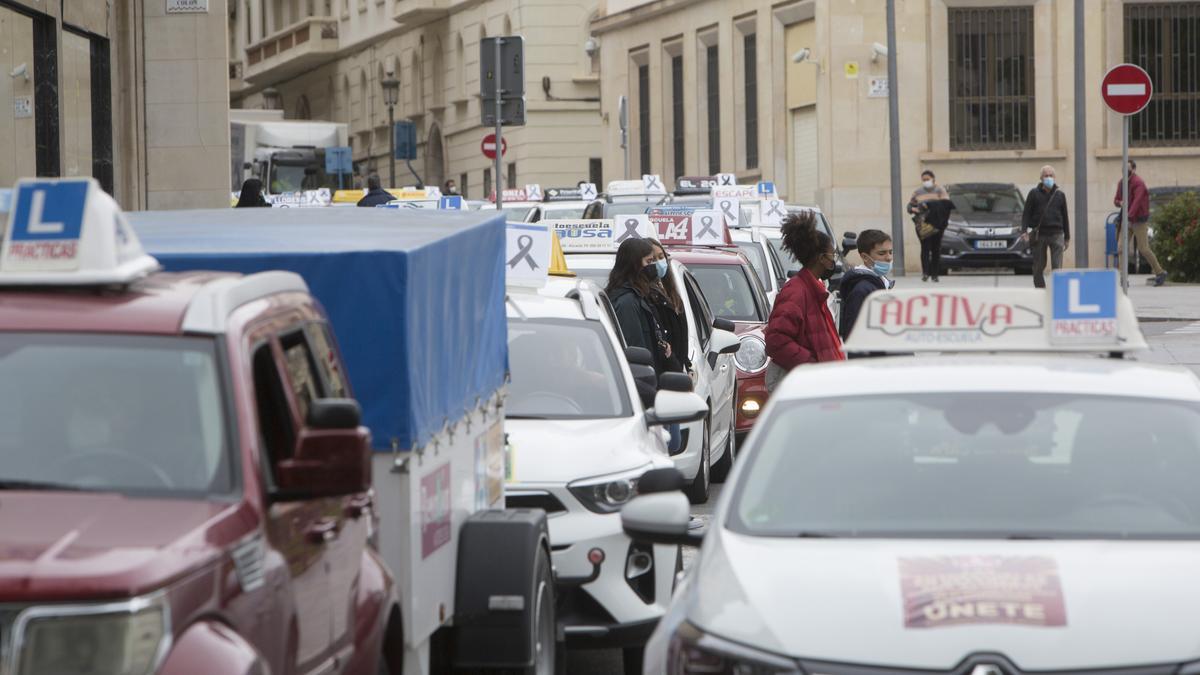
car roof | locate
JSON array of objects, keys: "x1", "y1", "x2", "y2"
[
  {"x1": 771, "y1": 355, "x2": 1200, "y2": 402},
  {"x1": 506, "y1": 290, "x2": 588, "y2": 321},
  {"x1": 669, "y1": 247, "x2": 750, "y2": 265},
  {"x1": 0, "y1": 271, "x2": 237, "y2": 335}
]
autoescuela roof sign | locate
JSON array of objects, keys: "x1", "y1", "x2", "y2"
[
  {"x1": 674, "y1": 176, "x2": 717, "y2": 194},
  {"x1": 1050, "y1": 269, "x2": 1119, "y2": 346}
]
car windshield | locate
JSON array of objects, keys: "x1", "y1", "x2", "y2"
[
  {"x1": 573, "y1": 268, "x2": 611, "y2": 288},
  {"x1": 949, "y1": 188, "x2": 1024, "y2": 215},
  {"x1": 732, "y1": 393, "x2": 1200, "y2": 539},
  {"x1": 269, "y1": 158, "x2": 337, "y2": 193},
  {"x1": 733, "y1": 242, "x2": 771, "y2": 289},
  {"x1": 542, "y1": 205, "x2": 587, "y2": 220},
  {"x1": 689, "y1": 263, "x2": 764, "y2": 322},
  {"x1": 496, "y1": 206, "x2": 532, "y2": 222},
  {"x1": 507, "y1": 319, "x2": 631, "y2": 419},
  {"x1": 0, "y1": 334, "x2": 232, "y2": 497}
]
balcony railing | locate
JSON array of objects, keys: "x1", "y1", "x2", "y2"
[{"x1": 245, "y1": 16, "x2": 339, "y2": 86}]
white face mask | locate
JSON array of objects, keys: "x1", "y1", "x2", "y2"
[{"x1": 923, "y1": 180, "x2": 934, "y2": 190}]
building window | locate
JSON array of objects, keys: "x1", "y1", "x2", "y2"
[
  {"x1": 743, "y1": 33, "x2": 758, "y2": 170},
  {"x1": 589, "y1": 157, "x2": 602, "y2": 186},
  {"x1": 507, "y1": 162, "x2": 516, "y2": 190},
  {"x1": 460, "y1": 172, "x2": 468, "y2": 199},
  {"x1": 948, "y1": 6, "x2": 1035, "y2": 150},
  {"x1": 484, "y1": 168, "x2": 492, "y2": 200},
  {"x1": 638, "y1": 64, "x2": 651, "y2": 175},
  {"x1": 1125, "y1": 3, "x2": 1200, "y2": 147},
  {"x1": 671, "y1": 55, "x2": 684, "y2": 179},
  {"x1": 706, "y1": 44, "x2": 721, "y2": 174}
]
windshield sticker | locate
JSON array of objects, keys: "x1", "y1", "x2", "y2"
[{"x1": 899, "y1": 556, "x2": 1067, "y2": 628}]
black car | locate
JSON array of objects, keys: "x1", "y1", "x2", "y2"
[{"x1": 939, "y1": 183, "x2": 1033, "y2": 274}]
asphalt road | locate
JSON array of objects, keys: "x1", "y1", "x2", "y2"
[{"x1": 566, "y1": 317, "x2": 1200, "y2": 674}]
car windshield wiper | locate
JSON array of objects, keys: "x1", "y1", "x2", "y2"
[
  {"x1": 794, "y1": 531, "x2": 838, "y2": 538},
  {"x1": 0, "y1": 479, "x2": 86, "y2": 491},
  {"x1": 505, "y1": 414, "x2": 549, "y2": 420},
  {"x1": 1003, "y1": 533, "x2": 1054, "y2": 540}
]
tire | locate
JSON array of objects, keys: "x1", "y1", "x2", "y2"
[
  {"x1": 684, "y1": 418, "x2": 711, "y2": 504},
  {"x1": 522, "y1": 547, "x2": 558, "y2": 675},
  {"x1": 623, "y1": 646, "x2": 645, "y2": 675},
  {"x1": 709, "y1": 417, "x2": 736, "y2": 483}
]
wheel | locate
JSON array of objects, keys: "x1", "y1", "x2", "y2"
[
  {"x1": 622, "y1": 646, "x2": 645, "y2": 675},
  {"x1": 709, "y1": 418, "x2": 736, "y2": 484},
  {"x1": 522, "y1": 547, "x2": 558, "y2": 675},
  {"x1": 684, "y1": 417, "x2": 711, "y2": 504}
]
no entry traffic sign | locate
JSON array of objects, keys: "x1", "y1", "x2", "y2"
[
  {"x1": 481, "y1": 134, "x2": 508, "y2": 160},
  {"x1": 1102, "y1": 64, "x2": 1153, "y2": 116}
]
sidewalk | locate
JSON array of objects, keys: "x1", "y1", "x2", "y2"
[{"x1": 893, "y1": 272, "x2": 1200, "y2": 321}]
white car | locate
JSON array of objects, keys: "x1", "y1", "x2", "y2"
[
  {"x1": 568, "y1": 253, "x2": 739, "y2": 504},
  {"x1": 728, "y1": 227, "x2": 787, "y2": 306},
  {"x1": 504, "y1": 278, "x2": 709, "y2": 669},
  {"x1": 479, "y1": 200, "x2": 537, "y2": 222},
  {"x1": 624, "y1": 280, "x2": 1200, "y2": 674}
]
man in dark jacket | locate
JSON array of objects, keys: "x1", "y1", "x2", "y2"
[
  {"x1": 356, "y1": 175, "x2": 396, "y2": 207},
  {"x1": 1021, "y1": 165, "x2": 1070, "y2": 288},
  {"x1": 1114, "y1": 160, "x2": 1167, "y2": 286}
]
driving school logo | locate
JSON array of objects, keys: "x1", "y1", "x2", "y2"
[
  {"x1": 866, "y1": 293, "x2": 1043, "y2": 340},
  {"x1": 899, "y1": 556, "x2": 1067, "y2": 629}
]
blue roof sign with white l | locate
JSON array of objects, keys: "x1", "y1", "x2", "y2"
[{"x1": 1051, "y1": 269, "x2": 1119, "y2": 346}]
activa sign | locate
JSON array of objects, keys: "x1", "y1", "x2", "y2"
[{"x1": 866, "y1": 293, "x2": 1044, "y2": 341}]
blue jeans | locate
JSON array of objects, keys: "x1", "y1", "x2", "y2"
[{"x1": 667, "y1": 423, "x2": 682, "y2": 454}]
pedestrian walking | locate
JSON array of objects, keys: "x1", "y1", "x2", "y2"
[
  {"x1": 234, "y1": 178, "x2": 270, "y2": 208},
  {"x1": 907, "y1": 170, "x2": 950, "y2": 282},
  {"x1": 763, "y1": 212, "x2": 845, "y2": 391},
  {"x1": 1114, "y1": 160, "x2": 1167, "y2": 287},
  {"x1": 356, "y1": 174, "x2": 396, "y2": 207},
  {"x1": 1021, "y1": 165, "x2": 1070, "y2": 289},
  {"x1": 607, "y1": 238, "x2": 673, "y2": 378},
  {"x1": 838, "y1": 229, "x2": 894, "y2": 342},
  {"x1": 646, "y1": 239, "x2": 689, "y2": 453}
]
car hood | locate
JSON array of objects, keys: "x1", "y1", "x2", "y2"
[
  {"x1": 506, "y1": 417, "x2": 668, "y2": 484},
  {"x1": 953, "y1": 212, "x2": 1023, "y2": 229},
  {"x1": 689, "y1": 533, "x2": 1200, "y2": 669},
  {"x1": 0, "y1": 492, "x2": 248, "y2": 601}
]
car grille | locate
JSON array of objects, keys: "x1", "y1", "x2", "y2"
[{"x1": 505, "y1": 490, "x2": 567, "y2": 514}]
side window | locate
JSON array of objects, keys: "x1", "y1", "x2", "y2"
[
  {"x1": 280, "y1": 330, "x2": 324, "y2": 425},
  {"x1": 528, "y1": 207, "x2": 542, "y2": 223},
  {"x1": 683, "y1": 273, "x2": 713, "y2": 347},
  {"x1": 765, "y1": 240, "x2": 787, "y2": 287},
  {"x1": 252, "y1": 343, "x2": 296, "y2": 472},
  {"x1": 306, "y1": 322, "x2": 349, "y2": 399},
  {"x1": 597, "y1": 292, "x2": 628, "y2": 349},
  {"x1": 582, "y1": 201, "x2": 601, "y2": 220}
]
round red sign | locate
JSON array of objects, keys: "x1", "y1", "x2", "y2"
[
  {"x1": 1101, "y1": 63, "x2": 1153, "y2": 116},
  {"x1": 481, "y1": 134, "x2": 508, "y2": 160}
]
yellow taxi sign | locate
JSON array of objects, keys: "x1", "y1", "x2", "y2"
[
  {"x1": 548, "y1": 231, "x2": 575, "y2": 277},
  {"x1": 332, "y1": 189, "x2": 364, "y2": 204}
]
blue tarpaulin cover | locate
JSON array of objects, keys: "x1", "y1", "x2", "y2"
[{"x1": 128, "y1": 208, "x2": 508, "y2": 451}]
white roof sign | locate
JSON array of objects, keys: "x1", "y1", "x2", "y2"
[
  {"x1": 549, "y1": 219, "x2": 617, "y2": 252},
  {"x1": 0, "y1": 178, "x2": 159, "y2": 284},
  {"x1": 505, "y1": 223, "x2": 552, "y2": 287},
  {"x1": 711, "y1": 184, "x2": 760, "y2": 200}
]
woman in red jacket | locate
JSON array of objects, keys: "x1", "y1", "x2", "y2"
[{"x1": 764, "y1": 211, "x2": 845, "y2": 389}]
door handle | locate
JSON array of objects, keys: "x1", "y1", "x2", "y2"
[
  {"x1": 306, "y1": 518, "x2": 339, "y2": 544},
  {"x1": 344, "y1": 495, "x2": 372, "y2": 519}
]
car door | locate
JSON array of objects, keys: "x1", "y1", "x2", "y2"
[
  {"x1": 682, "y1": 270, "x2": 735, "y2": 450},
  {"x1": 251, "y1": 331, "x2": 336, "y2": 674}
]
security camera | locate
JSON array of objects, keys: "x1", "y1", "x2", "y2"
[
  {"x1": 871, "y1": 42, "x2": 888, "y2": 62},
  {"x1": 584, "y1": 37, "x2": 599, "y2": 59},
  {"x1": 791, "y1": 48, "x2": 811, "y2": 64},
  {"x1": 9, "y1": 63, "x2": 28, "y2": 81}
]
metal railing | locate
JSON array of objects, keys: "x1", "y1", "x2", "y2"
[
  {"x1": 1125, "y1": 2, "x2": 1200, "y2": 147},
  {"x1": 948, "y1": 6, "x2": 1035, "y2": 151}
]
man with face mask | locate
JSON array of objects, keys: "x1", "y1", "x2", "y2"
[
  {"x1": 838, "y1": 229, "x2": 894, "y2": 342},
  {"x1": 1021, "y1": 165, "x2": 1071, "y2": 289}
]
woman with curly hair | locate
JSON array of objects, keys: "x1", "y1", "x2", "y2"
[{"x1": 764, "y1": 211, "x2": 845, "y2": 389}]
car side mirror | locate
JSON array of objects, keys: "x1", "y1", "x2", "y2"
[
  {"x1": 710, "y1": 328, "x2": 741, "y2": 356},
  {"x1": 841, "y1": 231, "x2": 858, "y2": 256},
  {"x1": 626, "y1": 346, "x2": 655, "y2": 367},
  {"x1": 637, "y1": 467, "x2": 687, "y2": 494},
  {"x1": 657, "y1": 371, "x2": 693, "y2": 393},
  {"x1": 276, "y1": 399, "x2": 372, "y2": 499},
  {"x1": 621, "y1": 492, "x2": 703, "y2": 546},
  {"x1": 645, "y1": 389, "x2": 707, "y2": 426},
  {"x1": 630, "y1": 362, "x2": 657, "y2": 409},
  {"x1": 712, "y1": 317, "x2": 735, "y2": 332}
]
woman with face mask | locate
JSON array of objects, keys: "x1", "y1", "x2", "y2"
[
  {"x1": 763, "y1": 212, "x2": 845, "y2": 390},
  {"x1": 607, "y1": 238, "x2": 673, "y2": 376},
  {"x1": 645, "y1": 239, "x2": 690, "y2": 374},
  {"x1": 907, "y1": 169, "x2": 950, "y2": 282}
]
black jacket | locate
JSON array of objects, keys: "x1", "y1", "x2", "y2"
[
  {"x1": 610, "y1": 285, "x2": 670, "y2": 374},
  {"x1": 923, "y1": 199, "x2": 957, "y2": 232},
  {"x1": 1022, "y1": 185, "x2": 1070, "y2": 238},
  {"x1": 648, "y1": 288, "x2": 689, "y2": 372},
  {"x1": 357, "y1": 188, "x2": 396, "y2": 207},
  {"x1": 838, "y1": 268, "x2": 888, "y2": 340}
]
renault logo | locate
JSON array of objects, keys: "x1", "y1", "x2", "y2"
[{"x1": 970, "y1": 665, "x2": 1006, "y2": 675}]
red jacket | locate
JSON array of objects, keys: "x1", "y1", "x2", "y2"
[
  {"x1": 1113, "y1": 173, "x2": 1151, "y2": 223},
  {"x1": 765, "y1": 269, "x2": 845, "y2": 369}
]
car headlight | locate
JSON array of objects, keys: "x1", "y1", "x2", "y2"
[
  {"x1": 568, "y1": 467, "x2": 646, "y2": 514},
  {"x1": 946, "y1": 222, "x2": 970, "y2": 235},
  {"x1": 734, "y1": 335, "x2": 768, "y2": 372},
  {"x1": 15, "y1": 595, "x2": 170, "y2": 675},
  {"x1": 668, "y1": 622, "x2": 800, "y2": 674}
]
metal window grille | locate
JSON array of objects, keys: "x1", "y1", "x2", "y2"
[
  {"x1": 638, "y1": 64, "x2": 651, "y2": 175},
  {"x1": 507, "y1": 162, "x2": 516, "y2": 191},
  {"x1": 672, "y1": 55, "x2": 685, "y2": 179},
  {"x1": 948, "y1": 6, "x2": 1035, "y2": 150},
  {"x1": 706, "y1": 45, "x2": 721, "y2": 174},
  {"x1": 1125, "y1": 3, "x2": 1200, "y2": 147},
  {"x1": 744, "y1": 33, "x2": 759, "y2": 170}
]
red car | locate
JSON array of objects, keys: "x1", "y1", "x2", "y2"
[
  {"x1": 0, "y1": 185, "x2": 393, "y2": 674},
  {"x1": 668, "y1": 247, "x2": 772, "y2": 443}
]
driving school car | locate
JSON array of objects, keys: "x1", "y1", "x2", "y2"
[
  {"x1": 526, "y1": 184, "x2": 599, "y2": 222},
  {"x1": 623, "y1": 271, "x2": 1200, "y2": 675},
  {"x1": 0, "y1": 179, "x2": 393, "y2": 675}
]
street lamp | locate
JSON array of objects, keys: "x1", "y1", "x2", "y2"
[
  {"x1": 261, "y1": 86, "x2": 281, "y2": 110},
  {"x1": 381, "y1": 76, "x2": 400, "y2": 189}
]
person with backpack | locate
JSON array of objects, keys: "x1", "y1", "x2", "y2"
[
  {"x1": 839, "y1": 229, "x2": 894, "y2": 343},
  {"x1": 1021, "y1": 165, "x2": 1070, "y2": 289}
]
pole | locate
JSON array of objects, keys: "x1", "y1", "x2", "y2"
[
  {"x1": 388, "y1": 106, "x2": 396, "y2": 189},
  {"x1": 622, "y1": 130, "x2": 629, "y2": 180},
  {"x1": 494, "y1": 37, "x2": 504, "y2": 210},
  {"x1": 886, "y1": 0, "x2": 905, "y2": 275},
  {"x1": 1120, "y1": 115, "x2": 1130, "y2": 293},
  {"x1": 1073, "y1": 0, "x2": 1089, "y2": 267}
]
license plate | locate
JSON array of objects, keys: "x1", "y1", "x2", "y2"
[{"x1": 975, "y1": 239, "x2": 1006, "y2": 250}]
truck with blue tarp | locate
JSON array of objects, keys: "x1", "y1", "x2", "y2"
[{"x1": 128, "y1": 207, "x2": 558, "y2": 675}]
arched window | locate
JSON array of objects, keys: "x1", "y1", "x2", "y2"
[
  {"x1": 295, "y1": 94, "x2": 311, "y2": 120},
  {"x1": 455, "y1": 34, "x2": 465, "y2": 100},
  {"x1": 431, "y1": 37, "x2": 444, "y2": 107},
  {"x1": 411, "y1": 44, "x2": 424, "y2": 114}
]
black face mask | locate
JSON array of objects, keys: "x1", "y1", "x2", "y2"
[
  {"x1": 817, "y1": 255, "x2": 836, "y2": 280},
  {"x1": 641, "y1": 263, "x2": 659, "y2": 281}
]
